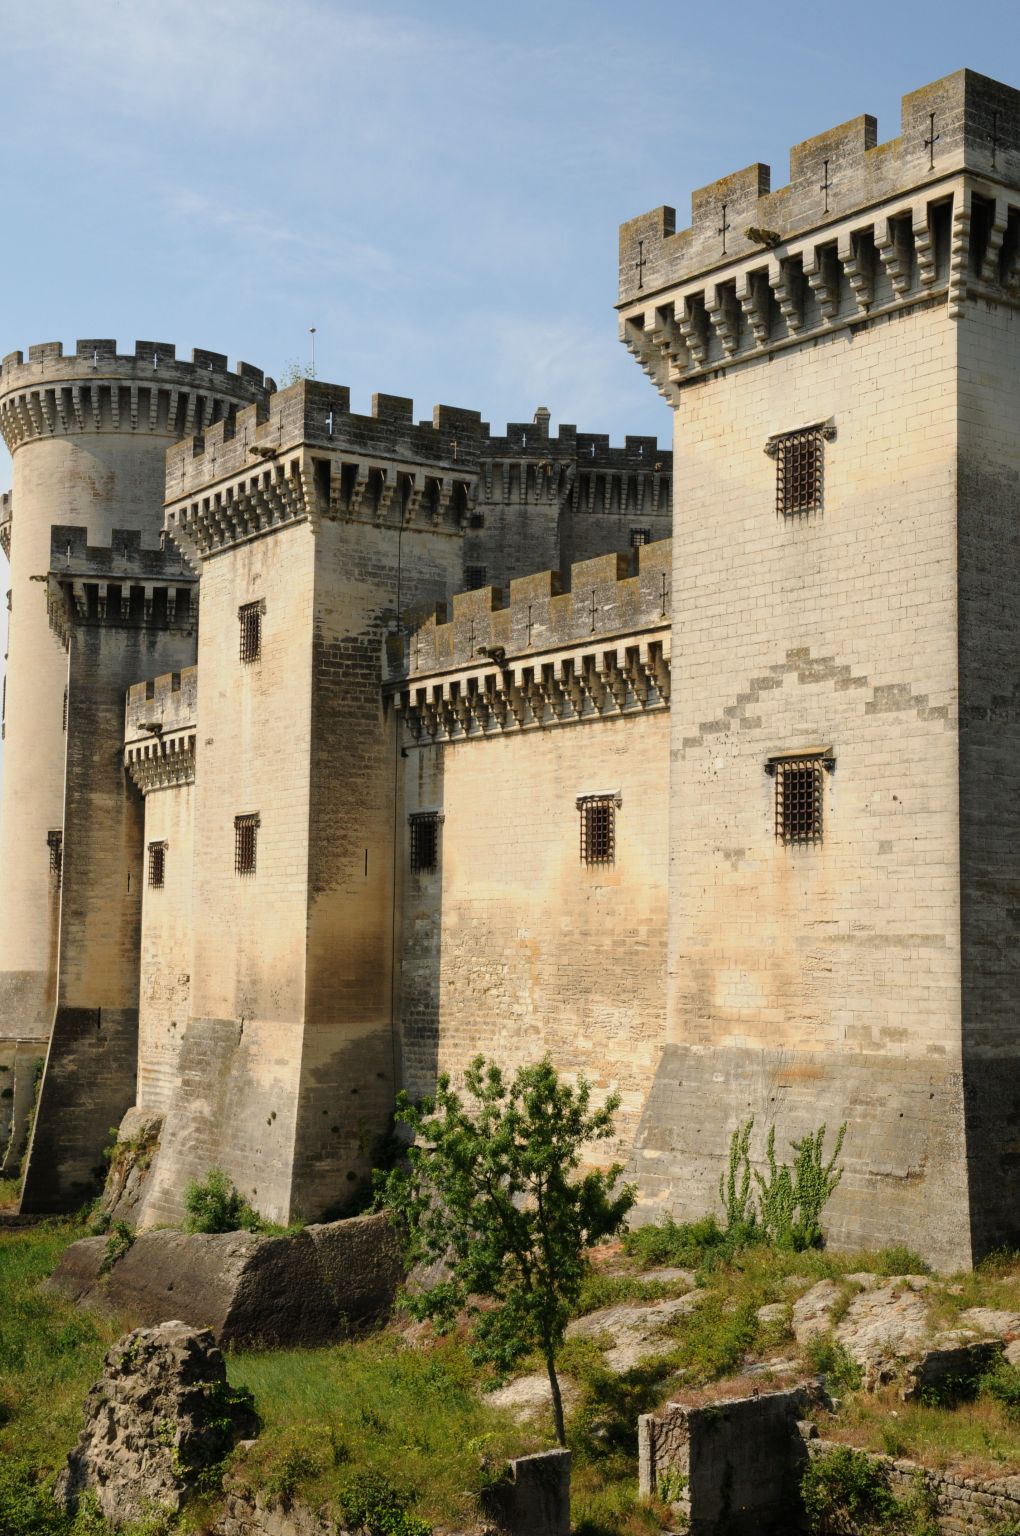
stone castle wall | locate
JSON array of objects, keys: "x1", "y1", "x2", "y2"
[
  {"x1": 957, "y1": 298, "x2": 1020, "y2": 1254},
  {"x1": 21, "y1": 531, "x2": 199, "y2": 1211},
  {"x1": 396, "y1": 540, "x2": 672, "y2": 1153},
  {"x1": 618, "y1": 67, "x2": 1020, "y2": 1268},
  {"x1": 124, "y1": 668, "x2": 198, "y2": 1116}
]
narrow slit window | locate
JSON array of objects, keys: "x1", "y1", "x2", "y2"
[
  {"x1": 238, "y1": 601, "x2": 262, "y2": 664},
  {"x1": 773, "y1": 758, "x2": 825, "y2": 844},
  {"x1": 630, "y1": 527, "x2": 652, "y2": 548},
  {"x1": 47, "y1": 829, "x2": 63, "y2": 889},
  {"x1": 234, "y1": 813, "x2": 260, "y2": 875},
  {"x1": 409, "y1": 812, "x2": 439, "y2": 873},
  {"x1": 773, "y1": 426, "x2": 824, "y2": 516},
  {"x1": 148, "y1": 841, "x2": 167, "y2": 889},
  {"x1": 578, "y1": 794, "x2": 617, "y2": 866}
]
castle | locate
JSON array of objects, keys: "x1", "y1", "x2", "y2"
[{"x1": 1, "y1": 68, "x2": 1018, "y2": 1271}]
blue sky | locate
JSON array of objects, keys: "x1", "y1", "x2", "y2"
[{"x1": 0, "y1": 0, "x2": 1017, "y2": 728}]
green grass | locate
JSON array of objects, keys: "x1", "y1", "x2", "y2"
[
  {"x1": 825, "y1": 1388, "x2": 1020, "y2": 1480},
  {"x1": 227, "y1": 1332, "x2": 547, "y2": 1528},
  {"x1": 0, "y1": 1175, "x2": 21, "y2": 1210},
  {"x1": 6, "y1": 1210, "x2": 1020, "y2": 1534},
  {"x1": 0, "y1": 1220, "x2": 125, "y2": 1477},
  {"x1": 574, "y1": 1269, "x2": 692, "y2": 1315}
]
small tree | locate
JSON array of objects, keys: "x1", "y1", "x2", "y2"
[{"x1": 377, "y1": 1056, "x2": 635, "y2": 1445}]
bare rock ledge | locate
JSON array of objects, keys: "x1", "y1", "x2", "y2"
[{"x1": 48, "y1": 1212, "x2": 402, "y2": 1348}]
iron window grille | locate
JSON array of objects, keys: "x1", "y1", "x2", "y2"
[
  {"x1": 148, "y1": 841, "x2": 167, "y2": 889},
  {"x1": 234, "y1": 813, "x2": 260, "y2": 876},
  {"x1": 630, "y1": 527, "x2": 652, "y2": 547},
  {"x1": 577, "y1": 792, "x2": 621, "y2": 866},
  {"x1": 464, "y1": 565, "x2": 487, "y2": 591},
  {"x1": 409, "y1": 811, "x2": 440, "y2": 873},
  {"x1": 765, "y1": 420, "x2": 835, "y2": 517},
  {"x1": 767, "y1": 752, "x2": 833, "y2": 844},
  {"x1": 238, "y1": 600, "x2": 264, "y2": 664},
  {"x1": 47, "y1": 829, "x2": 63, "y2": 888}
]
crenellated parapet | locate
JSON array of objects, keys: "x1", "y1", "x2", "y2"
[
  {"x1": 164, "y1": 380, "x2": 482, "y2": 559},
  {"x1": 477, "y1": 408, "x2": 671, "y2": 523},
  {"x1": 618, "y1": 70, "x2": 1020, "y2": 399},
  {"x1": 390, "y1": 540, "x2": 671, "y2": 743},
  {"x1": 0, "y1": 339, "x2": 271, "y2": 453},
  {"x1": 0, "y1": 490, "x2": 10, "y2": 560},
  {"x1": 123, "y1": 667, "x2": 197, "y2": 794},
  {"x1": 45, "y1": 526, "x2": 198, "y2": 647},
  {"x1": 162, "y1": 382, "x2": 674, "y2": 560}
]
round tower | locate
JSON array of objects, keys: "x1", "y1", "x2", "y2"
[{"x1": 0, "y1": 339, "x2": 270, "y2": 1045}]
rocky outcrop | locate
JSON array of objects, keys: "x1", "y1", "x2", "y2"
[
  {"x1": 55, "y1": 1322, "x2": 258, "y2": 1528},
  {"x1": 566, "y1": 1292, "x2": 702, "y2": 1371},
  {"x1": 48, "y1": 1211, "x2": 403, "y2": 1348},
  {"x1": 97, "y1": 1108, "x2": 162, "y2": 1226},
  {"x1": 901, "y1": 1339, "x2": 1004, "y2": 1402}
]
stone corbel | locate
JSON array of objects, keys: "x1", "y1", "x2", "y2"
[
  {"x1": 677, "y1": 294, "x2": 709, "y2": 369},
  {"x1": 838, "y1": 227, "x2": 874, "y2": 314},
  {"x1": 912, "y1": 206, "x2": 937, "y2": 287},
  {"x1": 948, "y1": 187, "x2": 971, "y2": 319},
  {"x1": 705, "y1": 283, "x2": 740, "y2": 357},
  {"x1": 804, "y1": 243, "x2": 840, "y2": 324},
  {"x1": 875, "y1": 214, "x2": 913, "y2": 298},
  {"x1": 737, "y1": 269, "x2": 771, "y2": 349},
  {"x1": 980, "y1": 196, "x2": 1009, "y2": 287},
  {"x1": 769, "y1": 256, "x2": 804, "y2": 334}
]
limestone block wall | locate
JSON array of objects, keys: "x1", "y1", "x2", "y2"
[
  {"x1": 21, "y1": 572, "x2": 198, "y2": 1211},
  {"x1": 295, "y1": 519, "x2": 464, "y2": 1219},
  {"x1": 399, "y1": 712, "x2": 669, "y2": 1150},
  {"x1": 0, "y1": 341, "x2": 266, "y2": 1049},
  {"x1": 641, "y1": 300, "x2": 968, "y2": 1266},
  {"x1": 125, "y1": 669, "x2": 198, "y2": 1115},
  {"x1": 395, "y1": 542, "x2": 673, "y2": 1151},
  {"x1": 464, "y1": 416, "x2": 671, "y2": 592},
  {"x1": 142, "y1": 524, "x2": 315, "y2": 1227},
  {"x1": 957, "y1": 299, "x2": 1020, "y2": 1255}
]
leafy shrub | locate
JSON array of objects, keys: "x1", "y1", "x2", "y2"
[
  {"x1": 719, "y1": 1117, "x2": 757, "y2": 1240},
  {"x1": 621, "y1": 1213, "x2": 730, "y2": 1270},
  {"x1": 872, "y1": 1244, "x2": 931, "y2": 1277},
  {"x1": 803, "y1": 1450, "x2": 940, "y2": 1536},
  {"x1": 338, "y1": 1470, "x2": 432, "y2": 1536},
  {"x1": 801, "y1": 1445, "x2": 901, "y2": 1534},
  {"x1": 982, "y1": 1361, "x2": 1020, "y2": 1421},
  {"x1": 756, "y1": 1121, "x2": 846, "y2": 1250},
  {"x1": 804, "y1": 1334, "x2": 864, "y2": 1393},
  {"x1": 0, "y1": 1457, "x2": 70, "y2": 1535},
  {"x1": 183, "y1": 1168, "x2": 264, "y2": 1234},
  {"x1": 264, "y1": 1445, "x2": 322, "y2": 1503},
  {"x1": 672, "y1": 1294, "x2": 759, "y2": 1383},
  {"x1": 99, "y1": 1220, "x2": 135, "y2": 1274}
]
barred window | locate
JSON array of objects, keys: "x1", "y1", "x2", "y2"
[
  {"x1": 47, "y1": 829, "x2": 63, "y2": 888},
  {"x1": 767, "y1": 423, "x2": 833, "y2": 517},
  {"x1": 578, "y1": 794, "x2": 618, "y2": 866},
  {"x1": 409, "y1": 812, "x2": 439, "y2": 873},
  {"x1": 148, "y1": 841, "x2": 167, "y2": 889},
  {"x1": 234, "y1": 813, "x2": 260, "y2": 875},
  {"x1": 238, "y1": 601, "x2": 263, "y2": 664},
  {"x1": 771, "y1": 755, "x2": 830, "y2": 844},
  {"x1": 464, "y1": 565, "x2": 487, "y2": 591},
  {"x1": 630, "y1": 527, "x2": 652, "y2": 548}
]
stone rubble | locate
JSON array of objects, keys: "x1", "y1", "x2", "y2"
[{"x1": 55, "y1": 1321, "x2": 258, "y2": 1528}]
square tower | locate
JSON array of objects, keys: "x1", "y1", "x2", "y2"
[{"x1": 619, "y1": 70, "x2": 1020, "y2": 1268}]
